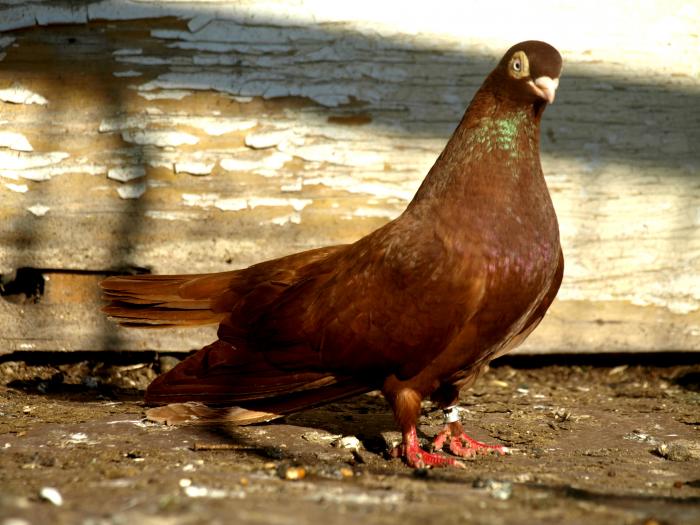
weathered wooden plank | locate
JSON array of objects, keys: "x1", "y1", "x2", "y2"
[{"x1": 0, "y1": 1, "x2": 698, "y2": 354}]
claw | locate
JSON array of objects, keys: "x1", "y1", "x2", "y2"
[
  {"x1": 396, "y1": 426, "x2": 466, "y2": 468},
  {"x1": 432, "y1": 422, "x2": 509, "y2": 458}
]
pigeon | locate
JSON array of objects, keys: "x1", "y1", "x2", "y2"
[{"x1": 101, "y1": 40, "x2": 564, "y2": 468}]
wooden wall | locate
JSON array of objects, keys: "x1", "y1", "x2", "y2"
[{"x1": 0, "y1": 1, "x2": 698, "y2": 354}]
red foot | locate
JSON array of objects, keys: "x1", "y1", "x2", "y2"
[
  {"x1": 432, "y1": 422, "x2": 510, "y2": 458},
  {"x1": 393, "y1": 427, "x2": 465, "y2": 468}
]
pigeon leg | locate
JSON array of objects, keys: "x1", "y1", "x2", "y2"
[
  {"x1": 432, "y1": 419, "x2": 510, "y2": 458},
  {"x1": 383, "y1": 378, "x2": 464, "y2": 468},
  {"x1": 395, "y1": 426, "x2": 465, "y2": 468}
]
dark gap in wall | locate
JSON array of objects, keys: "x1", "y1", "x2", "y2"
[
  {"x1": 0, "y1": 268, "x2": 45, "y2": 304},
  {"x1": 0, "y1": 266, "x2": 152, "y2": 305}
]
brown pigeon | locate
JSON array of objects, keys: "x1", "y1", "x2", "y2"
[{"x1": 101, "y1": 40, "x2": 564, "y2": 468}]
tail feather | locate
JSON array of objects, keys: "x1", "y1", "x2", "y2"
[
  {"x1": 145, "y1": 403, "x2": 281, "y2": 426},
  {"x1": 100, "y1": 273, "x2": 234, "y2": 327}
]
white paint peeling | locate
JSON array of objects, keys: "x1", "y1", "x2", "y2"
[
  {"x1": 117, "y1": 182, "x2": 147, "y2": 199},
  {"x1": 220, "y1": 151, "x2": 291, "y2": 175},
  {"x1": 303, "y1": 174, "x2": 416, "y2": 202},
  {"x1": 112, "y1": 48, "x2": 142, "y2": 56},
  {"x1": 187, "y1": 14, "x2": 214, "y2": 33},
  {"x1": 0, "y1": 150, "x2": 69, "y2": 173},
  {"x1": 249, "y1": 197, "x2": 312, "y2": 212},
  {"x1": 174, "y1": 161, "x2": 215, "y2": 176},
  {"x1": 0, "y1": 84, "x2": 47, "y2": 105},
  {"x1": 182, "y1": 193, "x2": 312, "y2": 213},
  {"x1": 0, "y1": 36, "x2": 15, "y2": 49},
  {"x1": 137, "y1": 90, "x2": 192, "y2": 101},
  {"x1": 27, "y1": 204, "x2": 50, "y2": 216},
  {"x1": 0, "y1": 131, "x2": 33, "y2": 152},
  {"x1": 197, "y1": 119, "x2": 257, "y2": 136},
  {"x1": 16, "y1": 162, "x2": 103, "y2": 182},
  {"x1": 280, "y1": 178, "x2": 303, "y2": 192},
  {"x1": 108, "y1": 166, "x2": 146, "y2": 182},
  {"x1": 113, "y1": 70, "x2": 143, "y2": 78},
  {"x1": 281, "y1": 143, "x2": 385, "y2": 169},
  {"x1": 35, "y1": 5, "x2": 88, "y2": 25},
  {"x1": 147, "y1": 157, "x2": 175, "y2": 170},
  {"x1": 87, "y1": 1, "x2": 171, "y2": 23},
  {"x1": 0, "y1": 6, "x2": 35, "y2": 32},
  {"x1": 215, "y1": 198, "x2": 253, "y2": 212},
  {"x1": 347, "y1": 206, "x2": 399, "y2": 220},
  {"x1": 145, "y1": 210, "x2": 201, "y2": 221},
  {"x1": 244, "y1": 130, "x2": 297, "y2": 150},
  {"x1": 182, "y1": 192, "x2": 221, "y2": 207},
  {"x1": 5, "y1": 183, "x2": 28, "y2": 193},
  {"x1": 268, "y1": 212, "x2": 302, "y2": 225},
  {"x1": 121, "y1": 130, "x2": 198, "y2": 147},
  {"x1": 114, "y1": 55, "x2": 172, "y2": 66},
  {"x1": 220, "y1": 158, "x2": 264, "y2": 172},
  {"x1": 100, "y1": 115, "x2": 256, "y2": 137}
]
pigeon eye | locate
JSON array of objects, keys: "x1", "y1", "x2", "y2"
[{"x1": 508, "y1": 51, "x2": 529, "y2": 78}]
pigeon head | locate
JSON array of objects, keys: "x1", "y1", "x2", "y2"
[{"x1": 491, "y1": 41, "x2": 563, "y2": 106}]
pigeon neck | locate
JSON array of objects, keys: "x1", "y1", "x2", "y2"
[{"x1": 408, "y1": 87, "x2": 544, "y2": 209}]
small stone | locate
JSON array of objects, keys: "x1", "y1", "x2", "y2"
[
  {"x1": 278, "y1": 465, "x2": 306, "y2": 481},
  {"x1": 332, "y1": 436, "x2": 361, "y2": 450},
  {"x1": 656, "y1": 440, "x2": 700, "y2": 462},
  {"x1": 39, "y1": 487, "x2": 63, "y2": 506},
  {"x1": 301, "y1": 430, "x2": 341, "y2": 444},
  {"x1": 380, "y1": 431, "x2": 402, "y2": 450},
  {"x1": 473, "y1": 478, "x2": 513, "y2": 500}
]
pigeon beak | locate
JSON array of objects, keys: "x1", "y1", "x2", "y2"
[{"x1": 529, "y1": 76, "x2": 559, "y2": 104}]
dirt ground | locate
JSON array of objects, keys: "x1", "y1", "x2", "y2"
[{"x1": 0, "y1": 355, "x2": 698, "y2": 525}]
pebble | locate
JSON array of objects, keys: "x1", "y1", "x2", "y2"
[
  {"x1": 278, "y1": 465, "x2": 306, "y2": 481},
  {"x1": 332, "y1": 436, "x2": 361, "y2": 450},
  {"x1": 473, "y1": 479, "x2": 513, "y2": 500},
  {"x1": 656, "y1": 440, "x2": 700, "y2": 462},
  {"x1": 380, "y1": 431, "x2": 402, "y2": 450},
  {"x1": 301, "y1": 430, "x2": 341, "y2": 444},
  {"x1": 39, "y1": 487, "x2": 63, "y2": 506}
]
